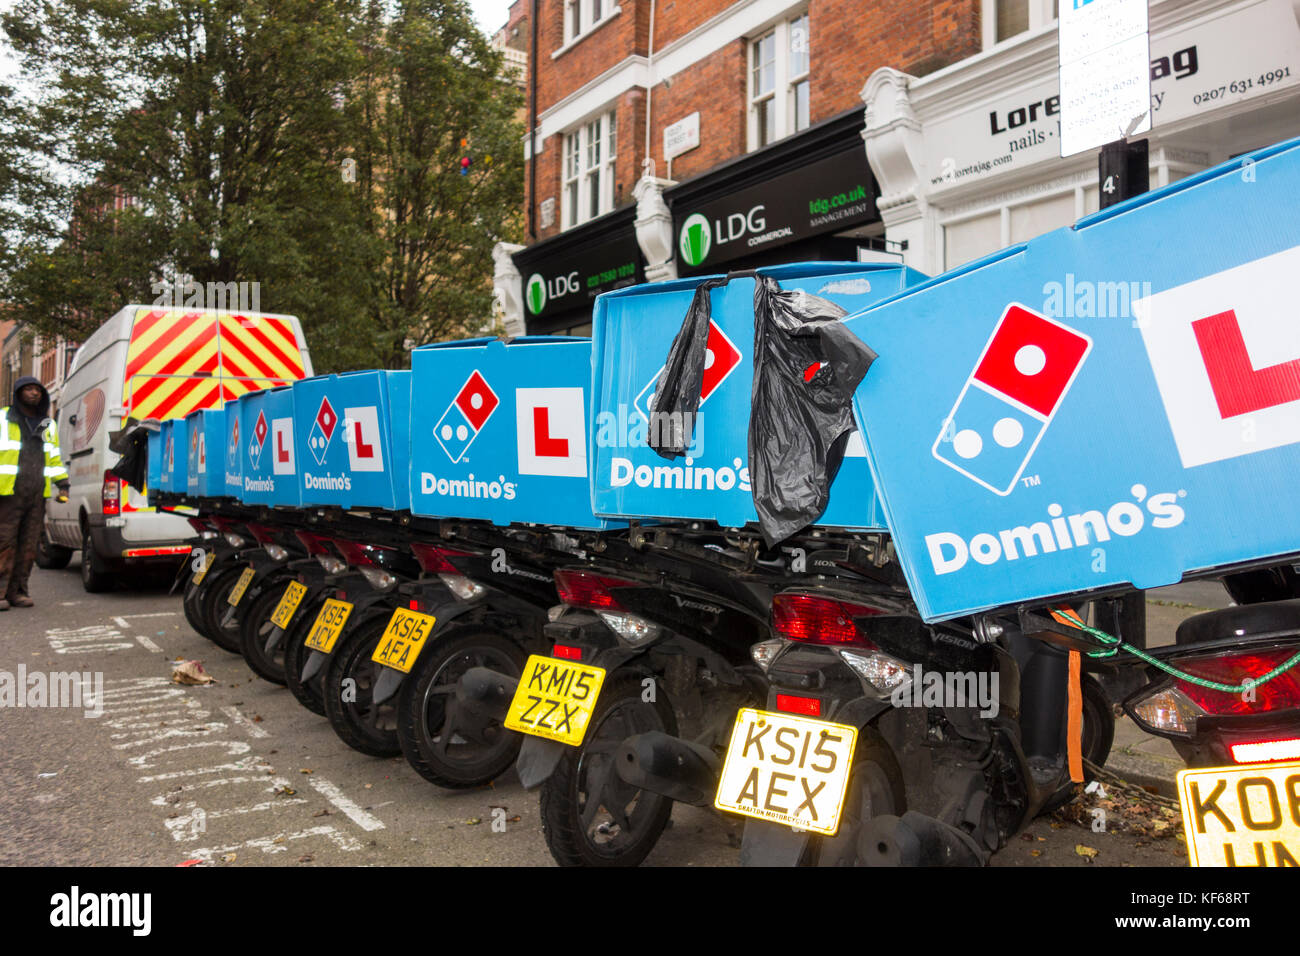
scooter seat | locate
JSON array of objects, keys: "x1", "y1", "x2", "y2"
[{"x1": 1173, "y1": 599, "x2": 1300, "y2": 653}]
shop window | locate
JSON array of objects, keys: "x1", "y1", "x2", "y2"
[
  {"x1": 563, "y1": 0, "x2": 616, "y2": 47},
  {"x1": 943, "y1": 211, "x2": 1002, "y2": 271},
  {"x1": 984, "y1": 0, "x2": 1057, "y2": 47},
  {"x1": 748, "y1": 11, "x2": 810, "y2": 151},
  {"x1": 562, "y1": 111, "x2": 617, "y2": 230}
]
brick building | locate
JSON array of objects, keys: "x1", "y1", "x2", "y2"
[{"x1": 493, "y1": 0, "x2": 1300, "y2": 335}]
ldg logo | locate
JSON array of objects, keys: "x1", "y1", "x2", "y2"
[
  {"x1": 934, "y1": 303, "x2": 1091, "y2": 495},
  {"x1": 435, "y1": 370, "x2": 499, "y2": 463}
]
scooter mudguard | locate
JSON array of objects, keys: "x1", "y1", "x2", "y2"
[
  {"x1": 263, "y1": 625, "x2": 285, "y2": 657},
  {"x1": 220, "y1": 607, "x2": 238, "y2": 629},
  {"x1": 516, "y1": 735, "x2": 567, "y2": 790},
  {"x1": 739, "y1": 820, "x2": 810, "y2": 866},
  {"x1": 371, "y1": 667, "x2": 405, "y2": 706},
  {"x1": 301, "y1": 649, "x2": 330, "y2": 683}
]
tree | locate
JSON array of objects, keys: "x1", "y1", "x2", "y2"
[{"x1": 0, "y1": 0, "x2": 523, "y2": 371}]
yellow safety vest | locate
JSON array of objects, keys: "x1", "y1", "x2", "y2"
[{"x1": 0, "y1": 408, "x2": 69, "y2": 497}]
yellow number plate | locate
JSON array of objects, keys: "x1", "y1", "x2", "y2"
[
  {"x1": 714, "y1": 708, "x2": 858, "y2": 836},
  {"x1": 192, "y1": 551, "x2": 215, "y2": 585},
  {"x1": 1178, "y1": 760, "x2": 1300, "y2": 866},
  {"x1": 270, "y1": 581, "x2": 308, "y2": 630},
  {"x1": 370, "y1": 608, "x2": 438, "y2": 674},
  {"x1": 303, "y1": 599, "x2": 354, "y2": 654},
  {"x1": 504, "y1": 655, "x2": 606, "y2": 747},
  {"x1": 226, "y1": 566, "x2": 256, "y2": 607}
]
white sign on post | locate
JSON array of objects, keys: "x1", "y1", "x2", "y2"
[
  {"x1": 1058, "y1": 0, "x2": 1152, "y2": 157},
  {"x1": 664, "y1": 112, "x2": 700, "y2": 161}
]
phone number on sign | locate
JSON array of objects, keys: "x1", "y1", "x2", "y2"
[{"x1": 1193, "y1": 67, "x2": 1292, "y2": 104}]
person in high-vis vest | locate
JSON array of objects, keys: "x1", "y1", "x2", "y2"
[{"x1": 0, "y1": 376, "x2": 70, "y2": 610}]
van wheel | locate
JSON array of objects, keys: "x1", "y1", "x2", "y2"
[
  {"x1": 37, "y1": 530, "x2": 73, "y2": 570},
  {"x1": 80, "y1": 527, "x2": 113, "y2": 593}
]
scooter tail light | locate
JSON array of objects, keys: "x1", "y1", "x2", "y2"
[
  {"x1": 410, "y1": 542, "x2": 473, "y2": 575},
  {"x1": 596, "y1": 610, "x2": 660, "y2": 646},
  {"x1": 294, "y1": 531, "x2": 331, "y2": 556},
  {"x1": 1171, "y1": 647, "x2": 1300, "y2": 716},
  {"x1": 359, "y1": 567, "x2": 397, "y2": 591},
  {"x1": 770, "y1": 593, "x2": 884, "y2": 646},
  {"x1": 1129, "y1": 685, "x2": 1205, "y2": 736},
  {"x1": 247, "y1": 523, "x2": 277, "y2": 546},
  {"x1": 1229, "y1": 738, "x2": 1300, "y2": 764},
  {"x1": 439, "y1": 572, "x2": 486, "y2": 602},
  {"x1": 554, "y1": 570, "x2": 636, "y2": 610},
  {"x1": 552, "y1": 644, "x2": 582, "y2": 661},
  {"x1": 776, "y1": 693, "x2": 821, "y2": 717},
  {"x1": 839, "y1": 647, "x2": 912, "y2": 694}
]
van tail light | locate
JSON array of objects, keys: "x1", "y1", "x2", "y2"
[
  {"x1": 770, "y1": 593, "x2": 883, "y2": 646},
  {"x1": 409, "y1": 543, "x2": 485, "y2": 601},
  {"x1": 101, "y1": 471, "x2": 121, "y2": 516},
  {"x1": 1129, "y1": 646, "x2": 1300, "y2": 737}
]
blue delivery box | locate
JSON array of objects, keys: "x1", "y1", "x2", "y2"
[
  {"x1": 221, "y1": 398, "x2": 242, "y2": 498},
  {"x1": 184, "y1": 406, "x2": 227, "y2": 498},
  {"x1": 409, "y1": 337, "x2": 617, "y2": 529},
  {"x1": 146, "y1": 424, "x2": 164, "y2": 495},
  {"x1": 238, "y1": 385, "x2": 301, "y2": 507},
  {"x1": 291, "y1": 371, "x2": 411, "y2": 511},
  {"x1": 590, "y1": 262, "x2": 925, "y2": 529},
  {"x1": 843, "y1": 137, "x2": 1300, "y2": 622},
  {"x1": 158, "y1": 417, "x2": 187, "y2": 494}
]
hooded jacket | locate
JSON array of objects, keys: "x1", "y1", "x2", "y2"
[{"x1": 1, "y1": 376, "x2": 69, "y2": 498}]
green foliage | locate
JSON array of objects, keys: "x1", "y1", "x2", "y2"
[{"x1": 0, "y1": 0, "x2": 524, "y2": 370}]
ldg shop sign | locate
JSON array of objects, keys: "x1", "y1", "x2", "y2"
[
  {"x1": 518, "y1": 230, "x2": 644, "y2": 321},
  {"x1": 674, "y1": 147, "x2": 877, "y2": 270}
]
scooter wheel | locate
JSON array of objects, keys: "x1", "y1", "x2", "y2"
[
  {"x1": 322, "y1": 613, "x2": 403, "y2": 757},
  {"x1": 1042, "y1": 674, "x2": 1115, "y2": 813},
  {"x1": 283, "y1": 598, "x2": 328, "y2": 717},
  {"x1": 804, "y1": 728, "x2": 906, "y2": 867},
  {"x1": 199, "y1": 565, "x2": 249, "y2": 653},
  {"x1": 238, "y1": 581, "x2": 291, "y2": 685},
  {"x1": 182, "y1": 575, "x2": 212, "y2": 639},
  {"x1": 539, "y1": 672, "x2": 678, "y2": 867},
  {"x1": 396, "y1": 627, "x2": 525, "y2": 789}
]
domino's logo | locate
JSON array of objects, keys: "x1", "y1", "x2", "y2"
[
  {"x1": 934, "y1": 303, "x2": 1092, "y2": 495},
  {"x1": 634, "y1": 318, "x2": 742, "y2": 423},
  {"x1": 248, "y1": 411, "x2": 268, "y2": 468},
  {"x1": 308, "y1": 397, "x2": 339, "y2": 466},
  {"x1": 228, "y1": 414, "x2": 240, "y2": 469},
  {"x1": 1136, "y1": 245, "x2": 1300, "y2": 468},
  {"x1": 435, "y1": 370, "x2": 499, "y2": 463}
]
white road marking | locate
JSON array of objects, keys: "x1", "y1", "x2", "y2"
[
  {"x1": 136, "y1": 635, "x2": 164, "y2": 653},
  {"x1": 189, "y1": 826, "x2": 363, "y2": 861},
  {"x1": 113, "y1": 616, "x2": 129, "y2": 628},
  {"x1": 221, "y1": 705, "x2": 270, "y2": 738},
  {"x1": 308, "y1": 777, "x2": 386, "y2": 832},
  {"x1": 45, "y1": 625, "x2": 134, "y2": 654},
  {"x1": 137, "y1": 755, "x2": 265, "y2": 783},
  {"x1": 119, "y1": 612, "x2": 180, "y2": 619}
]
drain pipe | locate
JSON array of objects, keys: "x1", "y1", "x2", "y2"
[
  {"x1": 642, "y1": 0, "x2": 657, "y2": 177},
  {"x1": 528, "y1": 0, "x2": 539, "y2": 238}
]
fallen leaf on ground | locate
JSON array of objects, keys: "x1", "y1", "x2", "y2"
[
  {"x1": 221, "y1": 853, "x2": 237, "y2": 863},
  {"x1": 1075, "y1": 845, "x2": 1099, "y2": 860}
]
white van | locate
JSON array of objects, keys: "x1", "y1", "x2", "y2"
[{"x1": 41, "y1": 305, "x2": 313, "y2": 591}]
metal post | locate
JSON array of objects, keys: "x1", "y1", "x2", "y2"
[{"x1": 1098, "y1": 138, "x2": 1149, "y2": 209}]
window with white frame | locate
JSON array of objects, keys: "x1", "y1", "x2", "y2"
[
  {"x1": 749, "y1": 12, "x2": 810, "y2": 151},
  {"x1": 562, "y1": 110, "x2": 617, "y2": 230},
  {"x1": 983, "y1": 0, "x2": 1058, "y2": 48},
  {"x1": 563, "y1": 0, "x2": 615, "y2": 46}
]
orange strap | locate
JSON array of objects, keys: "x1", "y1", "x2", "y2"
[{"x1": 1067, "y1": 649, "x2": 1084, "y2": 783}]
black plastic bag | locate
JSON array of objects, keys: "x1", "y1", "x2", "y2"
[
  {"x1": 108, "y1": 418, "x2": 156, "y2": 495},
  {"x1": 748, "y1": 275, "x2": 877, "y2": 545},
  {"x1": 647, "y1": 273, "x2": 877, "y2": 545},
  {"x1": 646, "y1": 277, "x2": 727, "y2": 459}
]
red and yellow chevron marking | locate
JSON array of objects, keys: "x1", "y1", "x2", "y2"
[{"x1": 122, "y1": 309, "x2": 306, "y2": 421}]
